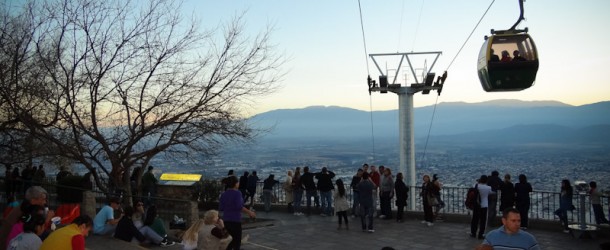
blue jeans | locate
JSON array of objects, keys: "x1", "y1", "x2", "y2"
[
  {"x1": 306, "y1": 190, "x2": 317, "y2": 213},
  {"x1": 263, "y1": 190, "x2": 273, "y2": 212},
  {"x1": 320, "y1": 191, "x2": 332, "y2": 215},
  {"x1": 351, "y1": 191, "x2": 360, "y2": 215},
  {"x1": 293, "y1": 189, "x2": 303, "y2": 213}
]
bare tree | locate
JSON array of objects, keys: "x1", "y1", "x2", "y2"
[{"x1": 0, "y1": 0, "x2": 283, "y2": 198}]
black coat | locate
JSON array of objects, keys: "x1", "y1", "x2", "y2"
[{"x1": 394, "y1": 179, "x2": 409, "y2": 206}]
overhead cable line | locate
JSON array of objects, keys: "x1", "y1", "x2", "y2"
[
  {"x1": 421, "y1": 0, "x2": 496, "y2": 164},
  {"x1": 358, "y1": 0, "x2": 376, "y2": 163},
  {"x1": 445, "y1": 0, "x2": 496, "y2": 71},
  {"x1": 411, "y1": 0, "x2": 425, "y2": 52}
]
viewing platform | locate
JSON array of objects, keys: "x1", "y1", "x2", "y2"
[{"x1": 84, "y1": 207, "x2": 609, "y2": 250}]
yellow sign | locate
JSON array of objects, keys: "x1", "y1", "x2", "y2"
[{"x1": 159, "y1": 173, "x2": 202, "y2": 181}]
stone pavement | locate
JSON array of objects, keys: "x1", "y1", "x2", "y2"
[{"x1": 85, "y1": 210, "x2": 608, "y2": 250}]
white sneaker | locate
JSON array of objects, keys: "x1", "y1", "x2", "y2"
[
  {"x1": 563, "y1": 229, "x2": 570, "y2": 233},
  {"x1": 379, "y1": 215, "x2": 386, "y2": 219},
  {"x1": 427, "y1": 222, "x2": 434, "y2": 227},
  {"x1": 421, "y1": 220, "x2": 427, "y2": 224},
  {"x1": 160, "y1": 239, "x2": 175, "y2": 247}
]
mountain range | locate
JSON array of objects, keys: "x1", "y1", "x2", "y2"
[{"x1": 249, "y1": 99, "x2": 610, "y2": 147}]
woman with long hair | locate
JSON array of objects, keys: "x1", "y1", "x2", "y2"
[
  {"x1": 394, "y1": 173, "x2": 409, "y2": 223},
  {"x1": 555, "y1": 179, "x2": 574, "y2": 233},
  {"x1": 284, "y1": 170, "x2": 294, "y2": 212},
  {"x1": 420, "y1": 175, "x2": 434, "y2": 226},
  {"x1": 292, "y1": 167, "x2": 304, "y2": 216},
  {"x1": 334, "y1": 179, "x2": 349, "y2": 229},
  {"x1": 181, "y1": 218, "x2": 205, "y2": 250}
]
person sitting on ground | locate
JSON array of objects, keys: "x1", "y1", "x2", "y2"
[
  {"x1": 39, "y1": 215, "x2": 93, "y2": 250},
  {"x1": 143, "y1": 205, "x2": 167, "y2": 239},
  {"x1": 480, "y1": 207, "x2": 540, "y2": 250},
  {"x1": 198, "y1": 210, "x2": 232, "y2": 250},
  {"x1": 7, "y1": 213, "x2": 45, "y2": 250},
  {"x1": 0, "y1": 186, "x2": 54, "y2": 248},
  {"x1": 113, "y1": 206, "x2": 174, "y2": 247},
  {"x1": 6, "y1": 204, "x2": 45, "y2": 248},
  {"x1": 132, "y1": 201, "x2": 146, "y2": 228},
  {"x1": 92, "y1": 197, "x2": 122, "y2": 235}
]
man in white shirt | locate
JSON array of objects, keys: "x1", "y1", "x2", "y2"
[{"x1": 470, "y1": 175, "x2": 495, "y2": 239}]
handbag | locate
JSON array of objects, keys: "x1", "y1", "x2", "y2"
[{"x1": 427, "y1": 194, "x2": 439, "y2": 206}]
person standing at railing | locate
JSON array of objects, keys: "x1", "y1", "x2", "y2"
[
  {"x1": 470, "y1": 175, "x2": 494, "y2": 239},
  {"x1": 262, "y1": 174, "x2": 279, "y2": 213},
  {"x1": 432, "y1": 174, "x2": 445, "y2": 220},
  {"x1": 292, "y1": 167, "x2": 304, "y2": 216},
  {"x1": 245, "y1": 171, "x2": 259, "y2": 209},
  {"x1": 514, "y1": 174, "x2": 532, "y2": 229},
  {"x1": 20, "y1": 165, "x2": 34, "y2": 195},
  {"x1": 350, "y1": 169, "x2": 363, "y2": 217},
  {"x1": 369, "y1": 166, "x2": 381, "y2": 217},
  {"x1": 141, "y1": 166, "x2": 158, "y2": 205},
  {"x1": 32, "y1": 165, "x2": 45, "y2": 186},
  {"x1": 238, "y1": 171, "x2": 249, "y2": 201},
  {"x1": 487, "y1": 171, "x2": 503, "y2": 226},
  {"x1": 420, "y1": 175, "x2": 436, "y2": 227},
  {"x1": 379, "y1": 167, "x2": 394, "y2": 220},
  {"x1": 499, "y1": 174, "x2": 515, "y2": 213},
  {"x1": 316, "y1": 167, "x2": 336, "y2": 217},
  {"x1": 357, "y1": 172, "x2": 375, "y2": 232},
  {"x1": 301, "y1": 166, "x2": 317, "y2": 216},
  {"x1": 589, "y1": 181, "x2": 610, "y2": 225},
  {"x1": 283, "y1": 170, "x2": 294, "y2": 213},
  {"x1": 554, "y1": 179, "x2": 574, "y2": 233},
  {"x1": 394, "y1": 173, "x2": 408, "y2": 223}
]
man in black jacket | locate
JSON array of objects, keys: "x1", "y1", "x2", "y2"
[
  {"x1": 316, "y1": 167, "x2": 336, "y2": 216},
  {"x1": 300, "y1": 166, "x2": 317, "y2": 215}
]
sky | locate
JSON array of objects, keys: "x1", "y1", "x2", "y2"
[{"x1": 189, "y1": 0, "x2": 610, "y2": 116}]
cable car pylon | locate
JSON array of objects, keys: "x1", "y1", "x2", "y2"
[{"x1": 367, "y1": 51, "x2": 447, "y2": 210}]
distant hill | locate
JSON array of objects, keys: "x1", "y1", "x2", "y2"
[{"x1": 250, "y1": 100, "x2": 610, "y2": 146}]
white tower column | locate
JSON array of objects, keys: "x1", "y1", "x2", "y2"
[{"x1": 399, "y1": 90, "x2": 417, "y2": 210}]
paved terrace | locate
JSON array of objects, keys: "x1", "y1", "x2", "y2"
[{"x1": 86, "y1": 209, "x2": 609, "y2": 250}]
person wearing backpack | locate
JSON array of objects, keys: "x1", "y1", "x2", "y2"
[{"x1": 470, "y1": 175, "x2": 494, "y2": 239}]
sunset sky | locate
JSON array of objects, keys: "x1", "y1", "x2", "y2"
[{"x1": 191, "y1": 0, "x2": 610, "y2": 116}]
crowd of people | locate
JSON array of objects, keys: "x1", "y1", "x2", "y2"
[{"x1": 2, "y1": 163, "x2": 609, "y2": 249}]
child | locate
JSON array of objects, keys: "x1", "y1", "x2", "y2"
[
  {"x1": 8, "y1": 213, "x2": 45, "y2": 250},
  {"x1": 333, "y1": 179, "x2": 349, "y2": 229},
  {"x1": 183, "y1": 210, "x2": 233, "y2": 250}
]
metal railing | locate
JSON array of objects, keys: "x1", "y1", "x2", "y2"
[
  {"x1": 2, "y1": 177, "x2": 608, "y2": 226},
  {"x1": 249, "y1": 181, "x2": 609, "y2": 225}
]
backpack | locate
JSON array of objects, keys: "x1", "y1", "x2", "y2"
[{"x1": 465, "y1": 184, "x2": 480, "y2": 210}]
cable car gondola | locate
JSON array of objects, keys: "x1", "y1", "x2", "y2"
[{"x1": 477, "y1": 0, "x2": 539, "y2": 92}]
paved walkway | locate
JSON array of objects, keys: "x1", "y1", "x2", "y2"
[{"x1": 85, "y1": 210, "x2": 608, "y2": 250}]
